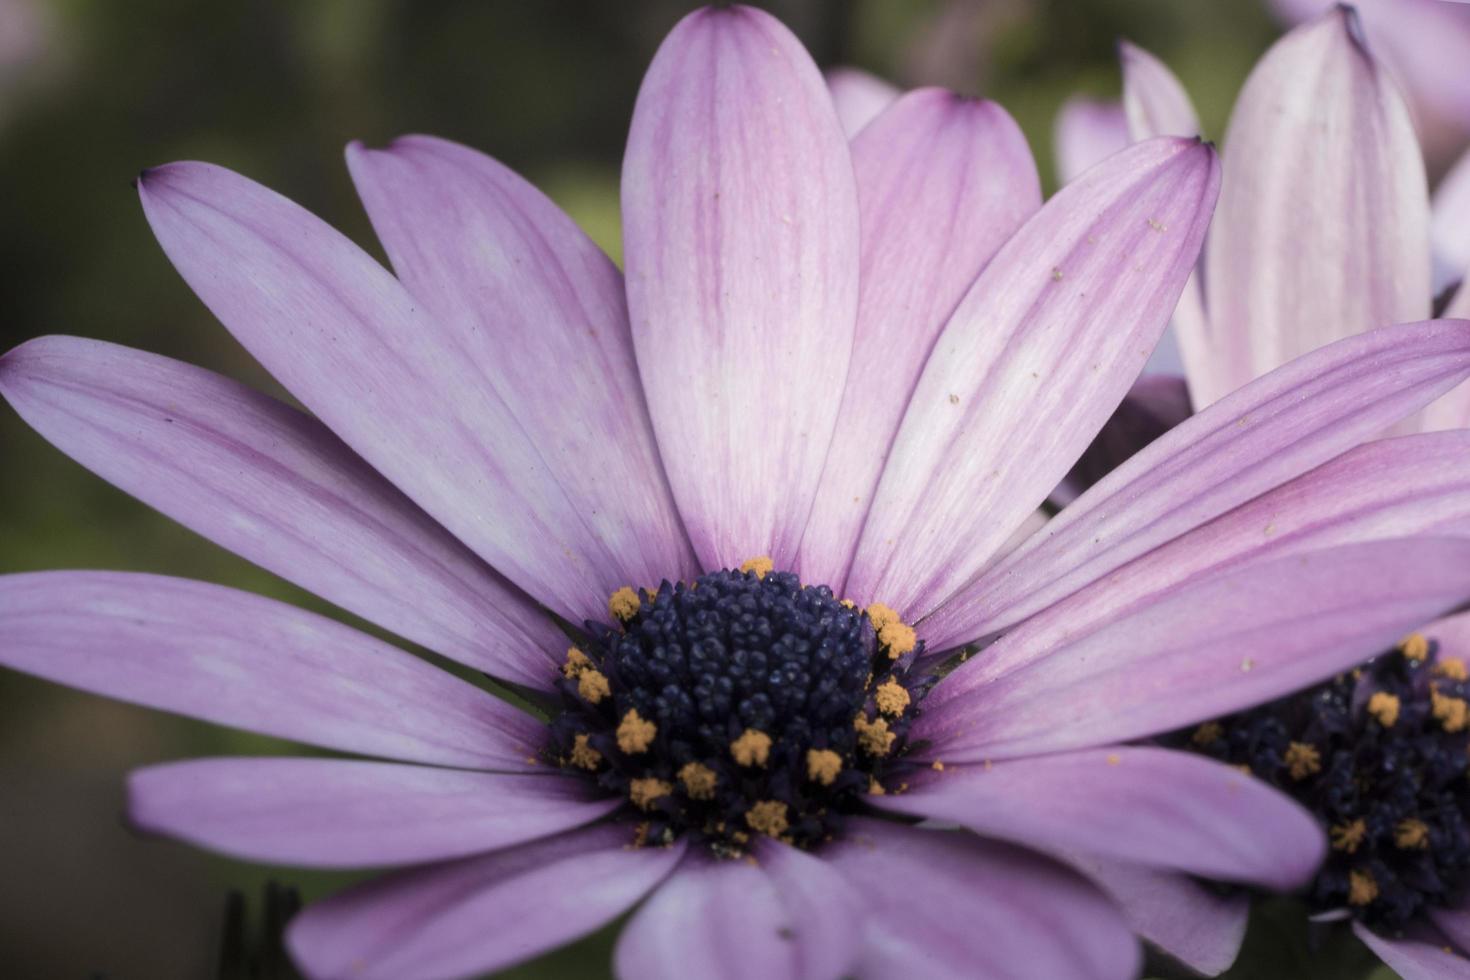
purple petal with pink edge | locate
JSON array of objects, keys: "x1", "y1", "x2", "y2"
[
  {"x1": 128, "y1": 757, "x2": 616, "y2": 869},
  {"x1": 798, "y1": 89, "x2": 1041, "y2": 590},
  {"x1": 345, "y1": 135, "x2": 697, "y2": 591},
  {"x1": 1053, "y1": 96, "x2": 1129, "y2": 185},
  {"x1": 845, "y1": 137, "x2": 1219, "y2": 619},
  {"x1": 1119, "y1": 41, "x2": 1201, "y2": 140},
  {"x1": 1202, "y1": 6, "x2": 1430, "y2": 410},
  {"x1": 877, "y1": 747, "x2": 1324, "y2": 890},
  {"x1": 825, "y1": 66, "x2": 900, "y2": 137},
  {"x1": 1433, "y1": 146, "x2": 1470, "y2": 295},
  {"x1": 927, "y1": 320, "x2": 1470, "y2": 652},
  {"x1": 1065, "y1": 854, "x2": 1248, "y2": 976},
  {"x1": 1353, "y1": 920, "x2": 1470, "y2": 980},
  {"x1": 622, "y1": 5, "x2": 860, "y2": 572},
  {"x1": 614, "y1": 844, "x2": 861, "y2": 980},
  {"x1": 1056, "y1": 373, "x2": 1191, "y2": 506},
  {"x1": 824, "y1": 817, "x2": 1141, "y2": 980},
  {"x1": 0, "y1": 571, "x2": 543, "y2": 770},
  {"x1": 918, "y1": 537, "x2": 1470, "y2": 762},
  {"x1": 137, "y1": 161, "x2": 622, "y2": 625},
  {"x1": 287, "y1": 824, "x2": 684, "y2": 980},
  {"x1": 0, "y1": 336, "x2": 562, "y2": 690}
]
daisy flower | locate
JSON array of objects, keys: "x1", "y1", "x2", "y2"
[{"x1": 4, "y1": 6, "x2": 1470, "y2": 979}]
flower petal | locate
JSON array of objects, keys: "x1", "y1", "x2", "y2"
[
  {"x1": 614, "y1": 844, "x2": 861, "y2": 980},
  {"x1": 1056, "y1": 373, "x2": 1191, "y2": 505},
  {"x1": 1200, "y1": 6, "x2": 1431, "y2": 407},
  {"x1": 288, "y1": 824, "x2": 684, "y2": 980},
  {"x1": 918, "y1": 537, "x2": 1470, "y2": 761},
  {"x1": 825, "y1": 66, "x2": 900, "y2": 137},
  {"x1": 1053, "y1": 97, "x2": 1129, "y2": 185},
  {"x1": 345, "y1": 135, "x2": 697, "y2": 592},
  {"x1": 1353, "y1": 921, "x2": 1470, "y2": 980},
  {"x1": 877, "y1": 747, "x2": 1324, "y2": 890},
  {"x1": 1066, "y1": 855, "x2": 1249, "y2": 977},
  {"x1": 622, "y1": 5, "x2": 860, "y2": 571},
  {"x1": 825, "y1": 817, "x2": 1141, "y2": 980},
  {"x1": 0, "y1": 335, "x2": 562, "y2": 689},
  {"x1": 137, "y1": 161, "x2": 621, "y2": 623},
  {"x1": 846, "y1": 137, "x2": 1219, "y2": 619},
  {"x1": 928, "y1": 320, "x2": 1470, "y2": 651},
  {"x1": 1119, "y1": 40, "x2": 1201, "y2": 140},
  {"x1": 0, "y1": 571, "x2": 542, "y2": 769},
  {"x1": 128, "y1": 757, "x2": 616, "y2": 868},
  {"x1": 798, "y1": 89, "x2": 1041, "y2": 588},
  {"x1": 1433, "y1": 145, "x2": 1470, "y2": 294}
]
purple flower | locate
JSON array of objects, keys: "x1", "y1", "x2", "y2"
[{"x1": 3, "y1": 6, "x2": 1470, "y2": 979}]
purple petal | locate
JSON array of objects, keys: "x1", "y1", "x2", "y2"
[
  {"x1": 137, "y1": 161, "x2": 623, "y2": 624},
  {"x1": 128, "y1": 757, "x2": 616, "y2": 868},
  {"x1": 825, "y1": 817, "x2": 1141, "y2": 980},
  {"x1": 798, "y1": 89, "x2": 1041, "y2": 588},
  {"x1": 622, "y1": 5, "x2": 860, "y2": 571},
  {"x1": 1201, "y1": 6, "x2": 1431, "y2": 408},
  {"x1": 1433, "y1": 146, "x2": 1470, "y2": 295},
  {"x1": 288, "y1": 824, "x2": 684, "y2": 980},
  {"x1": 345, "y1": 135, "x2": 697, "y2": 592},
  {"x1": 1053, "y1": 96, "x2": 1129, "y2": 185},
  {"x1": 1066, "y1": 855, "x2": 1248, "y2": 976},
  {"x1": 845, "y1": 137, "x2": 1218, "y2": 619},
  {"x1": 0, "y1": 336, "x2": 562, "y2": 689},
  {"x1": 0, "y1": 572, "x2": 543, "y2": 769},
  {"x1": 877, "y1": 747, "x2": 1324, "y2": 890},
  {"x1": 1431, "y1": 906, "x2": 1470, "y2": 955},
  {"x1": 927, "y1": 320, "x2": 1470, "y2": 651},
  {"x1": 1119, "y1": 41, "x2": 1201, "y2": 140},
  {"x1": 918, "y1": 537, "x2": 1470, "y2": 761},
  {"x1": 614, "y1": 844, "x2": 862, "y2": 980},
  {"x1": 1056, "y1": 373, "x2": 1192, "y2": 505},
  {"x1": 1353, "y1": 921, "x2": 1470, "y2": 980},
  {"x1": 825, "y1": 66, "x2": 900, "y2": 137}
]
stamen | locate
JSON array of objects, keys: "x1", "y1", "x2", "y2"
[
  {"x1": 739, "y1": 556, "x2": 774, "y2": 579},
  {"x1": 617, "y1": 709, "x2": 657, "y2": 753},
  {"x1": 1331, "y1": 819, "x2": 1367, "y2": 853},
  {"x1": 1348, "y1": 869, "x2": 1379, "y2": 906},
  {"x1": 1433, "y1": 689, "x2": 1470, "y2": 732},
  {"x1": 629, "y1": 777, "x2": 671, "y2": 810},
  {"x1": 854, "y1": 714, "x2": 896, "y2": 756},
  {"x1": 1396, "y1": 819, "x2": 1430, "y2": 850},
  {"x1": 1367, "y1": 691, "x2": 1401, "y2": 728},
  {"x1": 731, "y1": 729, "x2": 772, "y2": 767},
  {"x1": 1435, "y1": 657, "x2": 1469, "y2": 681},
  {"x1": 1284, "y1": 741, "x2": 1321, "y2": 780},
  {"x1": 577, "y1": 668, "x2": 611, "y2": 704},
  {"x1": 562, "y1": 646, "x2": 593, "y2": 678},
  {"x1": 568, "y1": 733, "x2": 602, "y2": 770},
  {"x1": 608, "y1": 586, "x2": 641, "y2": 621},
  {"x1": 678, "y1": 762, "x2": 718, "y2": 801},
  {"x1": 806, "y1": 749, "x2": 842, "y2": 786},
  {"x1": 1191, "y1": 721, "x2": 1223, "y2": 746},
  {"x1": 874, "y1": 679, "x2": 911, "y2": 716},
  {"x1": 744, "y1": 800, "x2": 789, "y2": 837},
  {"x1": 1400, "y1": 633, "x2": 1431, "y2": 662}
]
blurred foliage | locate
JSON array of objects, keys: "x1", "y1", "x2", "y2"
[{"x1": 0, "y1": 1, "x2": 1400, "y2": 977}]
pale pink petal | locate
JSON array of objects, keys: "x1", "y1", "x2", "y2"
[
  {"x1": 1056, "y1": 373, "x2": 1191, "y2": 506},
  {"x1": 137, "y1": 162, "x2": 622, "y2": 624},
  {"x1": 877, "y1": 748, "x2": 1324, "y2": 890},
  {"x1": 0, "y1": 335, "x2": 562, "y2": 689},
  {"x1": 1053, "y1": 96, "x2": 1129, "y2": 185},
  {"x1": 345, "y1": 135, "x2": 697, "y2": 591},
  {"x1": 825, "y1": 66, "x2": 900, "y2": 137},
  {"x1": 1119, "y1": 40, "x2": 1201, "y2": 140},
  {"x1": 927, "y1": 320, "x2": 1470, "y2": 651},
  {"x1": 825, "y1": 818, "x2": 1141, "y2": 980},
  {"x1": 0, "y1": 571, "x2": 543, "y2": 770},
  {"x1": 1201, "y1": 6, "x2": 1431, "y2": 408},
  {"x1": 622, "y1": 6, "x2": 859, "y2": 571},
  {"x1": 1433, "y1": 145, "x2": 1470, "y2": 293},
  {"x1": 798, "y1": 89, "x2": 1041, "y2": 588},
  {"x1": 845, "y1": 137, "x2": 1218, "y2": 619},
  {"x1": 128, "y1": 758, "x2": 616, "y2": 868},
  {"x1": 288, "y1": 825, "x2": 684, "y2": 980},
  {"x1": 918, "y1": 537, "x2": 1470, "y2": 761},
  {"x1": 1354, "y1": 921, "x2": 1470, "y2": 980}
]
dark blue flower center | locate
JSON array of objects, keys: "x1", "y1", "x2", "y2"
[
  {"x1": 1173, "y1": 635, "x2": 1470, "y2": 929},
  {"x1": 548, "y1": 564, "x2": 933, "y2": 854}
]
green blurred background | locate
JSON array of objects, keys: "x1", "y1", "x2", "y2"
[{"x1": 0, "y1": 0, "x2": 1391, "y2": 976}]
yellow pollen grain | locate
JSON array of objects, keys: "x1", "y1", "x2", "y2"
[
  {"x1": 745, "y1": 800, "x2": 789, "y2": 837},
  {"x1": 577, "y1": 669, "x2": 611, "y2": 705},
  {"x1": 878, "y1": 620, "x2": 917, "y2": 658},
  {"x1": 1284, "y1": 742, "x2": 1322, "y2": 781},
  {"x1": 1400, "y1": 632, "x2": 1431, "y2": 661},
  {"x1": 854, "y1": 714, "x2": 896, "y2": 756},
  {"x1": 562, "y1": 646, "x2": 592, "y2": 678},
  {"x1": 617, "y1": 709, "x2": 657, "y2": 754},
  {"x1": 568, "y1": 733, "x2": 602, "y2": 770},
  {"x1": 731, "y1": 729, "x2": 773, "y2": 767},
  {"x1": 867, "y1": 777, "x2": 886, "y2": 796},
  {"x1": 740, "y1": 556, "x2": 774, "y2": 579},
  {"x1": 839, "y1": 598, "x2": 855, "y2": 609},
  {"x1": 629, "y1": 777, "x2": 671, "y2": 811},
  {"x1": 608, "y1": 586, "x2": 641, "y2": 621},
  {"x1": 1331, "y1": 819, "x2": 1367, "y2": 854},
  {"x1": 632, "y1": 822, "x2": 651, "y2": 848},
  {"x1": 806, "y1": 748, "x2": 842, "y2": 786},
  {"x1": 1434, "y1": 689, "x2": 1470, "y2": 732},
  {"x1": 1436, "y1": 657, "x2": 1469, "y2": 682},
  {"x1": 931, "y1": 760, "x2": 945, "y2": 772},
  {"x1": 1191, "y1": 722, "x2": 1224, "y2": 746},
  {"x1": 1368, "y1": 691, "x2": 1401, "y2": 728},
  {"x1": 866, "y1": 602, "x2": 899, "y2": 632},
  {"x1": 1348, "y1": 869, "x2": 1379, "y2": 906},
  {"x1": 874, "y1": 679, "x2": 911, "y2": 716},
  {"x1": 1106, "y1": 753, "x2": 1121, "y2": 766},
  {"x1": 1396, "y1": 818, "x2": 1430, "y2": 850},
  {"x1": 678, "y1": 762, "x2": 718, "y2": 800}
]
